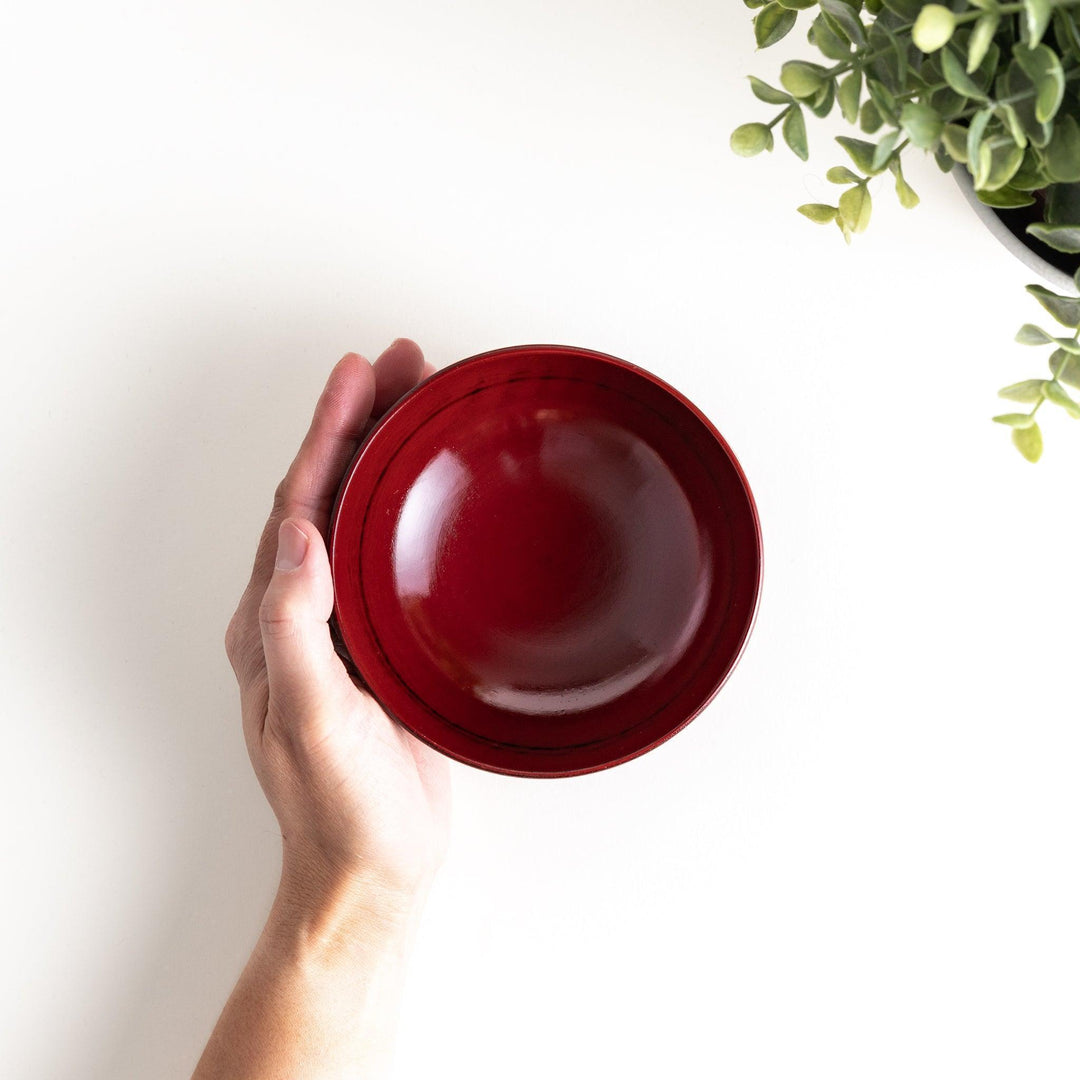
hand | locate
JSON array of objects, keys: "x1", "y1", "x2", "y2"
[{"x1": 224, "y1": 339, "x2": 451, "y2": 923}]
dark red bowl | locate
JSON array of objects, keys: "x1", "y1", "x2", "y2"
[{"x1": 329, "y1": 345, "x2": 761, "y2": 778}]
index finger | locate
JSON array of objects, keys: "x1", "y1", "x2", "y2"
[
  {"x1": 237, "y1": 352, "x2": 378, "y2": 618},
  {"x1": 237, "y1": 340, "x2": 433, "y2": 625}
]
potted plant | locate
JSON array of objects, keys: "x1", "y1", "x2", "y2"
[{"x1": 731, "y1": 0, "x2": 1080, "y2": 461}]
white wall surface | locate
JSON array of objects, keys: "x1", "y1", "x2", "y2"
[{"x1": 3, "y1": 2, "x2": 1079, "y2": 1077}]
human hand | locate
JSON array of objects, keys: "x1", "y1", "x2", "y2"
[{"x1": 224, "y1": 339, "x2": 451, "y2": 928}]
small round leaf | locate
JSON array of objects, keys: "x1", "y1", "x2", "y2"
[
  {"x1": 993, "y1": 412, "x2": 1037, "y2": 428},
  {"x1": 912, "y1": 5, "x2": 956, "y2": 53},
  {"x1": 782, "y1": 105, "x2": 809, "y2": 160},
  {"x1": 755, "y1": 3, "x2": 797, "y2": 48},
  {"x1": 1011, "y1": 422, "x2": 1043, "y2": 461},
  {"x1": 998, "y1": 379, "x2": 1048, "y2": 403},
  {"x1": 797, "y1": 203, "x2": 838, "y2": 224},
  {"x1": 730, "y1": 123, "x2": 774, "y2": 157},
  {"x1": 780, "y1": 60, "x2": 829, "y2": 100}
]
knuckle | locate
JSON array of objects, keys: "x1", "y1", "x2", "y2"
[
  {"x1": 258, "y1": 593, "x2": 299, "y2": 641},
  {"x1": 225, "y1": 604, "x2": 263, "y2": 681},
  {"x1": 272, "y1": 476, "x2": 292, "y2": 517},
  {"x1": 224, "y1": 609, "x2": 244, "y2": 662}
]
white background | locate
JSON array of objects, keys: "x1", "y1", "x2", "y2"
[{"x1": 3, "y1": 2, "x2": 1079, "y2": 1077}]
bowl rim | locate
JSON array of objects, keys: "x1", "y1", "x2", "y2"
[{"x1": 328, "y1": 343, "x2": 763, "y2": 778}]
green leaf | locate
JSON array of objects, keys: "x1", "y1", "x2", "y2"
[
  {"x1": 912, "y1": 4, "x2": 956, "y2": 53},
  {"x1": 995, "y1": 103, "x2": 1028, "y2": 150},
  {"x1": 1056, "y1": 9, "x2": 1080, "y2": 60},
  {"x1": 827, "y1": 165, "x2": 862, "y2": 184},
  {"x1": 755, "y1": 2, "x2": 797, "y2": 48},
  {"x1": 797, "y1": 203, "x2": 838, "y2": 224},
  {"x1": 978, "y1": 140, "x2": 1025, "y2": 192},
  {"x1": 1043, "y1": 116, "x2": 1080, "y2": 183},
  {"x1": 1016, "y1": 327, "x2": 1080, "y2": 353},
  {"x1": 1005, "y1": 58, "x2": 1052, "y2": 147},
  {"x1": 1026, "y1": 223, "x2": 1080, "y2": 254},
  {"x1": 1021, "y1": 0, "x2": 1053, "y2": 46},
  {"x1": 819, "y1": 0, "x2": 866, "y2": 46},
  {"x1": 1043, "y1": 380, "x2": 1080, "y2": 417},
  {"x1": 993, "y1": 412, "x2": 1038, "y2": 428},
  {"x1": 837, "y1": 70, "x2": 862, "y2": 124},
  {"x1": 1016, "y1": 323, "x2": 1055, "y2": 345},
  {"x1": 1013, "y1": 43, "x2": 1065, "y2": 124},
  {"x1": 970, "y1": 36, "x2": 1002, "y2": 90},
  {"x1": 809, "y1": 13, "x2": 853, "y2": 60},
  {"x1": 966, "y1": 107, "x2": 993, "y2": 173},
  {"x1": 871, "y1": 130, "x2": 901, "y2": 172},
  {"x1": 967, "y1": 14, "x2": 1000, "y2": 73},
  {"x1": 942, "y1": 123, "x2": 968, "y2": 163},
  {"x1": 1026, "y1": 285, "x2": 1080, "y2": 328},
  {"x1": 998, "y1": 379, "x2": 1048, "y2": 403},
  {"x1": 780, "y1": 60, "x2": 829, "y2": 99},
  {"x1": 900, "y1": 102, "x2": 944, "y2": 150},
  {"x1": 837, "y1": 135, "x2": 883, "y2": 174},
  {"x1": 859, "y1": 99, "x2": 884, "y2": 134},
  {"x1": 975, "y1": 186, "x2": 1036, "y2": 208},
  {"x1": 1051, "y1": 349, "x2": 1080, "y2": 389},
  {"x1": 1047, "y1": 184, "x2": 1080, "y2": 225},
  {"x1": 839, "y1": 182, "x2": 872, "y2": 233},
  {"x1": 889, "y1": 157, "x2": 920, "y2": 208},
  {"x1": 866, "y1": 78, "x2": 900, "y2": 124},
  {"x1": 929, "y1": 85, "x2": 967, "y2": 119},
  {"x1": 941, "y1": 46, "x2": 987, "y2": 100},
  {"x1": 776, "y1": 0, "x2": 817, "y2": 7},
  {"x1": 809, "y1": 78, "x2": 836, "y2": 119},
  {"x1": 881, "y1": 25, "x2": 911, "y2": 87},
  {"x1": 730, "y1": 122, "x2": 774, "y2": 157},
  {"x1": 748, "y1": 76, "x2": 792, "y2": 105},
  {"x1": 1011, "y1": 422, "x2": 1043, "y2": 461},
  {"x1": 881, "y1": 0, "x2": 923, "y2": 18},
  {"x1": 1010, "y1": 149, "x2": 1049, "y2": 190},
  {"x1": 782, "y1": 104, "x2": 809, "y2": 160}
]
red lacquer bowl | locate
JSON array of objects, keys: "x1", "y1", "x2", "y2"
[{"x1": 328, "y1": 345, "x2": 761, "y2": 778}]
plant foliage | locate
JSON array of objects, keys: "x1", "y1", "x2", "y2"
[{"x1": 733, "y1": 0, "x2": 1080, "y2": 461}]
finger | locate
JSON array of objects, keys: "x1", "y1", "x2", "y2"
[
  {"x1": 422, "y1": 360, "x2": 437, "y2": 379},
  {"x1": 258, "y1": 518, "x2": 352, "y2": 729},
  {"x1": 239, "y1": 353, "x2": 377, "y2": 623},
  {"x1": 371, "y1": 337, "x2": 426, "y2": 418},
  {"x1": 276, "y1": 352, "x2": 377, "y2": 530}
]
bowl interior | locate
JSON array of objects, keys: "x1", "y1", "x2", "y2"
[{"x1": 330, "y1": 346, "x2": 761, "y2": 776}]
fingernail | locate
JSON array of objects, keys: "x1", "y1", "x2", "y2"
[{"x1": 276, "y1": 521, "x2": 308, "y2": 571}]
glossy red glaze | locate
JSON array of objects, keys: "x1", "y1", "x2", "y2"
[{"x1": 329, "y1": 345, "x2": 761, "y2": 778}]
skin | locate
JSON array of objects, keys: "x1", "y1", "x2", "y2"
[{"x1": 193, "y1": 339, "x2": 451, "y2": 1079}]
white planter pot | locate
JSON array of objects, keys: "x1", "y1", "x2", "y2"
[{"x1": 954, "y1": 168, "x2": 1075, "y2": 295}]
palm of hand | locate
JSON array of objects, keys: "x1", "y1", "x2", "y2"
[{"x1": 226, "y1": 340, "x2": 450, "y2": 899}]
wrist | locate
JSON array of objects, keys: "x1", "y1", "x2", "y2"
[{"x1": 267, "y1": 856, "x2": 430, "y2": 973}]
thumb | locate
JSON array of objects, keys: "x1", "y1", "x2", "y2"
[{"x1": 258, "y1": 517, "x2": 348, "y2": 720}]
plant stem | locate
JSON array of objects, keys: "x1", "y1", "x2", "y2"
[
  {"x1": 956, "y1": 0, "x2": 1080, "y2": 27},
  {"x1": 895, "y1": 81, "x2": 948, "y2": 104},
  {"x1": 767, "y1": 106, "x2": 792, "y2": 130}
]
